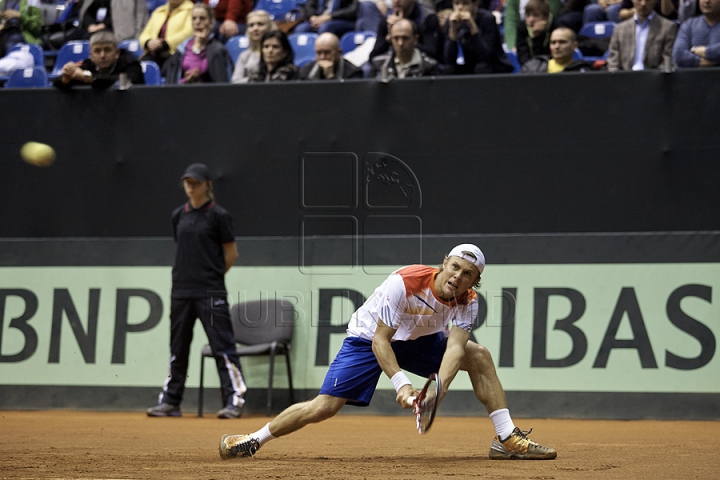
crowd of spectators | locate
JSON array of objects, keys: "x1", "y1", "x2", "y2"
[{"x1": 0, "y1": 0, "x2": 718, "y2": 83}]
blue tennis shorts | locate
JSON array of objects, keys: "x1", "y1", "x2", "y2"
[{"x1": 319, "y1": 333, "x2": 448, "y2": 407}]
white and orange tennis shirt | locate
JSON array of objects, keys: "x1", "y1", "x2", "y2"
[{"x1": 346, "y1": 265, "x2": 478, "y2": 342}]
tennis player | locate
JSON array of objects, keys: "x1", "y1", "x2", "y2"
[{"x1": 220, "y1": 244, "x2": 557, "y2": 460}]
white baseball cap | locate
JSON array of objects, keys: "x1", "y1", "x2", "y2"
[{"x1": 447, "y1": 244, "x2": 485, "y2": 273}]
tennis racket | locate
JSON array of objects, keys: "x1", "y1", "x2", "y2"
[{"x1": 407, "y1": 373, "x2": 442, "y2": 434}]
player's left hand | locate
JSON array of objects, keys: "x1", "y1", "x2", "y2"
[{"x1": 396, "y1": 384, "x2": 418, "y2": 409}]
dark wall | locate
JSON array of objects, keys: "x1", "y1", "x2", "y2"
[{"x1": 2, "y1": 70, "x2": 719, "y2": 238}]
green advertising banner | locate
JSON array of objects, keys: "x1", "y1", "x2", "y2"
[{"x1": 2, "y1": 264, "x2": 717, "y2": 394}]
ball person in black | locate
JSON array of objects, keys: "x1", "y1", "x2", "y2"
[{"x1": 148, "y1": 163, "x2": 247, "y2": 419}]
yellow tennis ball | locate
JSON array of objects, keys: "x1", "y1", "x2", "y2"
[{"x1": 21, "y1": 142, "x2": 56, "y2": 167}]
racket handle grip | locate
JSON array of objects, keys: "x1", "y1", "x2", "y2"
[{"x1": 407, "y1": 396, "x2": 416, "y2": 406}]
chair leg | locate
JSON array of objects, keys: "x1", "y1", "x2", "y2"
[
  {"x1": 267, "y1": 348, "x2": 276, "y2": 417},
  {"x1": 198, "y1": 354, "x2": 206, "y2": 418},
  {"x1": 285, "y1": 348, "x2": 294, "y2": 405}
]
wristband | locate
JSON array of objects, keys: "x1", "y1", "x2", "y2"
[{"x1": 390, "y1": 371, "x2": 411, "y2": 393}]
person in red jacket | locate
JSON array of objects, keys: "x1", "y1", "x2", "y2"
[{"x1": 203, "y1": 0, "x2": 252, "y2": 41}]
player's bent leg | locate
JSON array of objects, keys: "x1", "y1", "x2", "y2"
[
  {"x1": 489, "y1": 428, "x2": 557, "y2": 460},
  {"x1": 459, "y1": 342, "x2": 508, "y2": 413},
  {"x1": 219, "y1": 395, "x2": 346, "y2": 459}
]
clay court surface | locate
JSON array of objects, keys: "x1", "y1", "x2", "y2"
[{"x1": 1, "y1": 410, "x2": 717, "y2": 479}]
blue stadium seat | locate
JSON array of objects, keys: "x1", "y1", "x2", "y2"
[
  {"x1": 254, "y1": 0, "x2": 298, "y2": 21},
  {"x1": 8, "y1": 43, "x2": 45, "y2": 67},
  {"x1": 49, "y1": 40, "x2": 89, "y2": 79},
  {"x1": 225, "y1": 35, "x2": 250, "y2": 64},
  {"x1": 118, "y1": 39, "x2": 142, "y2": 59},
  {"x1": 289, "y1": 32, "x2": 317, "y2": 67},
  {"x1": 339, "y1": 30, "x2": 376, "y2": 54},
  {"x1": 505, "y1": 50, "x2": 520, "y2": 73},
  {"x1": 579, "y1": 21, "x2": 615, "y2": 38},
  {"x1": 141, "y1": 60, "x2": 162, "y2": 85},
  {"x1": 146, "y1": 0, "x2": 164, "y2": 14},
  {"x1": 5, "y1": 66, "x2": 49, "y2": 88}
]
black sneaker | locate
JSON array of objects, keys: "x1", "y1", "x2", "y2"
[
  {"x1": 217, "y1": 405, "x2": 243, "y2": 419},
  {"x1": 147, "y1": 403, "x2": 181, "y2": 417}
]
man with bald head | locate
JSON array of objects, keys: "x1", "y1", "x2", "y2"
[
  {"x1": 299, "y1": 32, "x2": 364, "y2": 79},
  {"x1": 370, "y1": 18, "x2": 439, "y2": 78}
]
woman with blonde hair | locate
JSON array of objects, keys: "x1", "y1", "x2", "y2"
[
  {"x1": 163, "y1": 3, "x2": 233, "y2": 84},
  {"x1": 231, "y1": 9, "x2": 276, "y2": 84},
  {"x1": 138, "y1": 0, "x2": 194, "y2": 68}
]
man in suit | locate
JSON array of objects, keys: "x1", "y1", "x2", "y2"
[
  {"x1": 299, "y1": 32, "x2": 364, "y2": 79},
  {"x1": 607, "y1": 0, "x2": 678, "y2": 71}
]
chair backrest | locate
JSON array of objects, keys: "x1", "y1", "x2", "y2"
[
  {"x1": 289, "y1": 32, "x2": 317, "y2": 67},
  {"x1": 141, "y1": 60, "x2": 162, "y2": 85},
  {"x1": 578, "y1": 21, "x2": 615, "y2": 38},
  {"x1": 339, "y1": 30, "x2": 376, "y2": 54},
  {"x1": 146, "y1": 0, "x2": 164, "y2": 14},
  {"x1": 505, "y1": 50, "x2": 520, "y2": 73},
  {"x1": 230, "y1": 299, "x2": 295, "y2": 346},
  {"x1": 9, "y1": 43, "x2": 44, "y2": 67},
  {"x1": 226, "y1": 35, "x2": 250, "y2": 64},
  {"x1": 51, "y1": 40, "x2": 89, "y2": 77},
  {"x1": 253, "y1": 0, "x2": 298, "y2": 20},
  {"x1": 118, "y1": 39, "x2": 141, "y2": 59},
  {"x1": 56, "y1": 0, "x2": 78, "y2": 24},
  {"x1": 6, "y1": 66, "x2": 49, "y2": 88}
]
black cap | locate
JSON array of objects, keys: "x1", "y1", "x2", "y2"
[{"x1": 181, "y1": 163, "x2": 211, "y2": 181}]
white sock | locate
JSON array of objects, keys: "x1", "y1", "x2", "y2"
[
  {"x1": 489, "y1": 408, "x2": 516, "y2": 441},
  {"x1": 251, "y1": 423, "x2": 275, "y2": 447}
]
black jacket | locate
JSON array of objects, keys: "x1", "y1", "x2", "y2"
[
  {"x1": 163, "y1": 37, "x2": 232, "y2": 84},
  {"x1": 442, "y1": 9, "x2": 513, "y2": 74},
  {"x1": 53, "y1": 49, "x2": 145, "y2": 90},
  {"x1": 299, "y1": 58, "x2": 364, "y2": 79}
]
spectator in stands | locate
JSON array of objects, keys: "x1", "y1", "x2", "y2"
[
  {"x1": 231, "y1": 9, "x2": 276, "y2": 83},
  {"x1": 0, "y1": 0, "x2": 41, "y2": 58},
  {"x1": 617, "y1": 0, "x2": 678, "y2": 21},
  {"x1": 53, "y1": 30, "x2": 145, "y2": 89},
  {"x1": 299, "y1": 31, "x2": 364, "y2": 78},
  {"x1": 584, "y1": 0, "x2": 623, "y2": 25},
  {"x1": 202, "y1": 0, "x2": 252, "y2": 42},
  {"x1": 443, "y1": 0, "x2": 513, "y2": 73},
  {"x1": 369, "y1": 0, "x2": 432, "y2": 59},
  {"x1": 163, "y1": 3, "x2": 233, "y2": 83},
  {"x1": 293, "y1": 0, "x2": 358, "y2": 38},
  {"x1": 677, "y1": 0, "x2": 701, "y2": 22},
  {"x1": 68, "y1": 0, "x2": 148, "y2": 42},
  {"x1": 248, "y1": 30, "x2": 298, "y2": 81},
  {"x1": 516, "y1": 0, "x2": 556, "y2": 65},
  {"x1": 369, "y1": 18, "x2": 439, "y2": 77},
  {"x1": 138, "y1": 0, "x2": 194, "y2": 69},
  {"x1": 607, "y1": 0, "x2": 677, "y2": 71},
  {"x1": 521, "y1": 25, "x2": 596, "y2": 71},
  {"x1": 504, "y1": 0, "x2": 560, "y2": 53},
  {"x1": 673, "y1": 0, "x2": 720, "y2": 67},
  {"x1": 555, "y1": 0, "x2": 588, "y2": 33}
]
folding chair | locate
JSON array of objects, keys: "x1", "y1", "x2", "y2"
[
  {"x1": 339, "y1": 30, "x2": 376, "y2": 54},
  {"x1": 118, "y1": 39, "x2": 141, "y2": 59},
  {"x1": 253, "y1": 0, "x2": 298, "y2": 21},
  {"x1": 289, "y1": 32, "x2": 317, "y2": 67},
  {"x1": 8, "y1": 43, "x2": 45, "y2": 67},
  {"x1": 49, "y1": 40, "x2": 89, "y2": 79},
  {"x1": 198, "y1": 298, "x2": 296, "y2": 417},
  {"x1": 225, "y1": 35, "x2": 250, "y2": 64},
  {"x1": 140, "y1": 60, "x2": 162, "y2": 85},
  {"x1": 5, "y1": 66, "x2": 49, "y2": 88}
]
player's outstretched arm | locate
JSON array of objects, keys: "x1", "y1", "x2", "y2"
[{"x1": 372, "y1": 319, "x2": 418, "y2": 408}]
